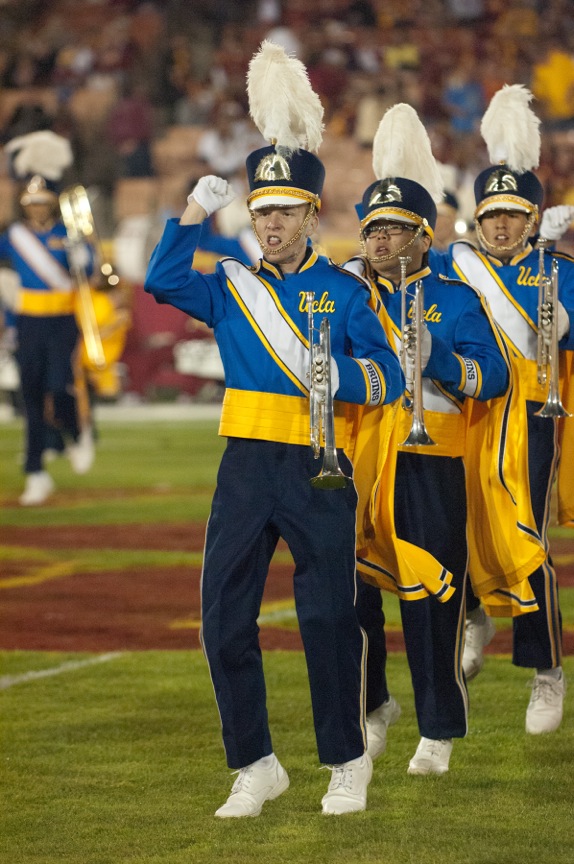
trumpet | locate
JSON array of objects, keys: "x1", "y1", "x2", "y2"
[
  {"x1": 306, "y1": 291, "x2": 352, "y2": 489},
  {"x1": 399, "y1": 257, "x2": 436, "y2": 447},
  {"x1": 534, "y1": 243, "x2": 571, "y2": 418}
]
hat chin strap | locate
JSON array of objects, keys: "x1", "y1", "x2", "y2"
[
  {"x1": 250, "y1": 204, "x2": 316, "y2": 257},
  {"x1": 475, "y1": 213, "x2": 537, "y2": 255},
  {"x1": 361, "y1": 224, "x2": 424, "y2": 263}
]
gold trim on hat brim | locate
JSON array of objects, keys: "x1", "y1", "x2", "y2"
[
  {"x1": 475, "y1": 194, "x2": 538, "y2": 221},
  {"x1": 20, "y1": 191, "x2": 58, "y2": 206},
  {"x1": 360, "y1": 206, "x2": 434, "y2": 240},
  {"x1": 247, "y1": 187, "x2": 321, "y2": 211}
]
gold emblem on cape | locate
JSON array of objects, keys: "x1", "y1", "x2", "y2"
[
  {"x1": 368, "y1": 179, "x2": 402, "y2": 207},
  {"x1": 254, "y1": 152, "x2": 292, "y2": 182},
  {"x1": 484, "y1": 167, "x2": 518, "y2": 194}
]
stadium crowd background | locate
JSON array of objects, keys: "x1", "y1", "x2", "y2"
[{"x1": 1, "y1": 0, "x2": 574, "y2": 400}]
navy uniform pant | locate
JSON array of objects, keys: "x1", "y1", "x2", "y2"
[
  {"x1": 16, "y1": 314, "x2": 80, "y2": 474},
  {"x1": 468, "y1": 401, "x2": 563, "y2": 669},
  {"x1": 359, "y1": 453, "x2": 469, "y2": 740},
  {"x1": 200, "y1": 438, "x2": 367, "y2": 769}
]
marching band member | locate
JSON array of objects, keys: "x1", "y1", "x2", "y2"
[
  {"x1": 435, "y1": 85, "x2": 574, "y2": 734},
  {"x1": 144, "y1": 43, "x2": 403, "y2": 818},
  {"x1": 345, "y1": 104, "x2": 541, "y2": 775},
  {"x1": 0, "y1": 131, "x2": 96, "y2": 505}
]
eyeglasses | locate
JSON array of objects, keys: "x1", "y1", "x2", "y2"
[{"x1": 363, "y1": 222, "x2": 416, "y2": 238}]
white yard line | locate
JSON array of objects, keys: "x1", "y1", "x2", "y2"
[{"x1": 0, "y1": 652, "x2": 124, "y2": 690}]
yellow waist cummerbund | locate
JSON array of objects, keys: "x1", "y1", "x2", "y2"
[
  {"x1": 219, "y1": 388, "x2": 350, "y2": 448},
  {"x1": 513, "y1": 356, "x2": 553, "y2": 403},
  {"x1": 18, "y1": 289, "x2": 76, "y2": 316},
  {"x1": 397, "y1": 408, "x2": 466, "y2": 457}
]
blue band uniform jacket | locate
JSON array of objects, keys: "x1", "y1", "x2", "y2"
[
  {"x1": 440, "y1": 240, "x2": 574, "y2": 529},
  {"x1": 345, "y1": 255, "x2": 543, "y2": 616},
  {"x1": 144, "y1": 220, "x2": 405, "y2": 448}
]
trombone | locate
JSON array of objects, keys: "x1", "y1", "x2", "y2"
[
  {"x1": 59, "y1": 185, "x2": 106, "y2": 370},
  {"x1": 535, "y1": 242, "x2": 571, "y2": 418},
  {"x1": 306, "y1": 291, "x2": 352, "y2": 489},
  {"x1": 399, "y1": 257, "x2": 436, "y2": 447}
]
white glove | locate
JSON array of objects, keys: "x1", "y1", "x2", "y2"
[
  {"x1": 402, "y1": 322, "x2": 432, "y2": 375},
  {"x1": 539, "y1": 205, "x2": 574, "y2": 241},
  {"x1": 312, "y1": 352, "x2": 340, "y2": 398},
  {"x1": 539, "y1": 300, "x2": 570, "y2": 343},
  {"x1": 188, "y1": 175, "x2": 236, "y2": 217}
]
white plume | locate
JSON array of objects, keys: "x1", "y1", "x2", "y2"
[
  {"x1": 480, "y1": 84, "x2": 541, "y2": 172},
  {"x1": 5, "y1": 130, "x2": 73, "y2": 181},
  {"x1": 247, "y1": 40, "x2": 324, "y2": 155},
  {"x1": 372, "y1": 104, "x2": 444, "y2": 203}
]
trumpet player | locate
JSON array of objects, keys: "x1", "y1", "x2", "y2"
[
  {"x1": 434, "y1": 85, "x2": 574, "y2": 735},
  {"x1": 345, "y1": 104, "x2": 510, "y2": 776},
  {"x1": 145, "y1": 43, "x2": 403, "y2": 818},
  {"x1": 0, "y1": 131, "x2": 96, "y2": 505}
]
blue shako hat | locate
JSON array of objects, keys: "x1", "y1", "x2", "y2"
[
  {"x1": 246, "y1": 145, "x2": 325, "y2": 211},
  {"x1": 474, "y1": 163, "x2": 544, "y2": 219},
  {"x1": 358, "y1": 176, "x2": 437, "y2": 239},
  {"x1": 19, "y1": 174, "x2": 60, "y2": 205},
  {"x1": 442, "y1": 190, "x2": 459, "y2": 211}
]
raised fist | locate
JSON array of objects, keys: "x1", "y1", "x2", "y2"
[
  {"x1": 188, "y1": 175, "x2": 236, "y2": 217},
  {"x1": 539, "y1": 205, "x2": 574, "y2": 241}
]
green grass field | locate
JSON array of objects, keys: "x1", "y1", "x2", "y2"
[{"x1": 1, "y1": 413, "x2": 573, "y2": 864}]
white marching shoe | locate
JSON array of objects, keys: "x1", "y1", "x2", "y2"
[
  {"x1": 366, "y1": 696, "x2": 401, "y2": 760},
  {"x1": 215, "y1": 754, "x2": 289, "y2": 818},
  {"x1": 407, "y1": 737, "x2": 453, "y2": 776},
  {"x1": 67, "y1": 427, "x2": 95, "y2": 475},
  {"x1": 321, "y1": 752, "x2": 373, "y2": 815},
  {"x1": 525, "y1": 671, "x2": 566, "y2": 734},
  {"x1": 462, "y1": 607, "x2": 496, "y2": 681},
  {"x1": 19, "y1": 471, "x2": 55, "y2": 506}
]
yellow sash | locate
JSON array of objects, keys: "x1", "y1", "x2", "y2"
[{"x1": 558, "y1": 350, "x2": 574, "y2": 526}]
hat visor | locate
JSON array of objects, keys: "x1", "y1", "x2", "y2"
[
  {"x1": 247, "y1": 188, "x2": 320, "y2": 211},
  {"x1": 475, "y1": 195, "x2": 536, "y2": 219},
  {"x1": 362, "y1": 208, "x2": 419, "y2": 228},
  {"x1": 361, "y1": 207, "x2": 434, "y2": 240},
  {"x1": 21, "y1": 191, "x2": 57, "y2": 206}
]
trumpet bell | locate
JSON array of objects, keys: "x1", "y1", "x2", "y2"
[
  {"x1": 310, "y1": 469, "x2": 352, "y2": 490},
  {"x1": 400, "y1": 415, "x2": 436, "y2": 447},
  {"x1": 535, "y1": 395, "x2": 572, "y2": 418}
]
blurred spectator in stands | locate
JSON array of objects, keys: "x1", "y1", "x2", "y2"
[
  {"x1": 383, "y1": 23, "x2": 420, "y2": 72},
  {"x1": 173, "y1": 76, "x2": 216, "y2": 126},
  {"x1": 0, "y1": 102, "x2": 52, "y2": 145},
  {"x1": 0, "y1": 28, "x2": 56, "y2": 89},
  {"x1": 345, "y1": 1, "x2": 378, "y2": 28},
  {"x1": 446, "y1": 0, "x2": 485, "y2": 25},
  {"x1": 531, "y1": 37, "x2": 574, "y2": 130},
  {"x1": 88, "y1": 17, "x2": 135, "y2": 93},
  {"x1": 306, "y1": 21, "x2": 352, "y2": 122},
  {"x1": 351, "y1": 73, "x2": 399, "y2": 147},
  {"x1": 51, "y1": 38, "x2": 95, "y2": 101},
  {"x1": 195, "y1": 99, "x2": 263, "y2": 177},
  {"x1": 104, "y1": 82, "x2": 156, "y2": 178},
  {"x1": 441, "y1": 54, "x2": 485, "y2": 136},
  {"x1": 210, "y1": 23, "x2": 251, "y2": 100}
]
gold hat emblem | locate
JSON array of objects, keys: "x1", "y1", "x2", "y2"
[
  {"x1": 368, "y1": 179, "x2": 402, "y2": 207},
  {"x1": 254, "y1": 152, "x2": 292, "y2": 182},
  {"x1": 484, "y1": 167, "x2": 518, "y2": 194}
]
